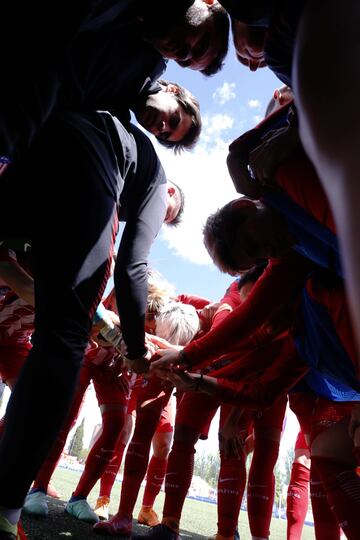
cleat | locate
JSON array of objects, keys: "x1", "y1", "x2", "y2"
[
  {"x1": 65, "y1": 499, "x2": 99, "y2": 524},
  {"x1": 93, "y1": 513, "x2": 132, "y2": 536},
  {"x1": 132, "y1": 523, "x2": 180, "y2": 540},
  {"x1": 23, "y1": 491, "x2": 48, "y2": 517},
  {"x1": 94, "y1": 496, "x2": 110, "y2": 521},
  {"x1": 137, "y1": 506, "x2": 160, "y2": 527}
]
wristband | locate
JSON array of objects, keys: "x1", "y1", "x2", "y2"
[{"x1": 195, "y1": 373, "x2": 203, "y2": 392}]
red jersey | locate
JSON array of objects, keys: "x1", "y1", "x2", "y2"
[{"x1": 184, "y1": 253, "x2": 313, "y2": 367}]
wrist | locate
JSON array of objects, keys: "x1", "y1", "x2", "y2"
[
  {"x1": 178, "y1": 348, "x2": 190, "y2": 368},
  {"x1": 194, "y1": 373, "x2": 204, "y2": 392}
]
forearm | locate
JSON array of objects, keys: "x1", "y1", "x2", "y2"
[
  {"x1": 184, "y1": 254, "x2": 312, "y2": 367},
  {"x1": 212, "y1": 339, "x2": 309, "y2": 408}
]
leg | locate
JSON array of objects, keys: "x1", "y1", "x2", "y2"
[
  {"x1": 286, "y1": 435, "x2": 310, "y2": 540},
  {"x1": 93, "y1": 376, "x2": 172, "y2": 535},
  {"x1": 311, "y1": 401, "x2": 360, "y2": 540},
  {"x1": 216, "y1": 404, "x2": 251, "y2": 540},
  {"x1": 139, "y1": 397, "x2": 175, "y2": 527},
  {"x1": 247, "y1": 397, "x2": 287, "y2": 540}
]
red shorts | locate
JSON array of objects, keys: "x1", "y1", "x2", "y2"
[
  {"x1": 0, "y1": 345, "x2": 30, "y2": 383},
  {"x1": 80, "y1": 353, "x2": 131, "y2": 408},
  {"x1": 253, "y1": 395, "x2": 288, "y2": 436},
  {"x1": 288, "y1": 391, "x2": 317, "y2": 435},
  {"x1": 310, "y1": 398, "x2": 354, "y2": 444},
  {"x1": 295, "y1": 430, "x2": 308, "y2": 450},
  {"x1": 156, "y1": 396, "x2": 174, "y2": 433},
  {"x1": 175, "y1": 391, "x2": 219, "y2": 433},
  {"x1": 128, "y1": 374, "x2": 174, "y2": 433}
]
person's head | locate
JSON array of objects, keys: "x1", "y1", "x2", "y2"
[
  {"x1": 203, "y1": 198, "x2": 293, "y2": 275},
  {"x1": 145, "y1": 269, "x2": 175, "y2": 333},
  {"x1": 231, "y1": 19, "x2": 267, "y2": 71},
  {"x1": 164, "y1": 180, "x2": 185, "y2": 226},
  {"x1": 143, "y1": 0, "x2": 229, "y2": 76},
  {"x1": 237, "y1": 261, "x2": 267, "y2": 301},
  {"x1": 135, "y1": 80, "x2": 201, "y2": 153},
  {"x1": 265, "y1": 86, "x2": 294, "y2": 116},
  {"x1": 155, "y1": 301, "x2": 200, "y2": 346}
]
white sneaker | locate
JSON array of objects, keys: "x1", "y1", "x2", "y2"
[
  {"x1": 23, "y1": 491, "x2": 49, "y2": 517},
  {"x1": 65, "y1": 499, "x2": 99, "y2": 524}
]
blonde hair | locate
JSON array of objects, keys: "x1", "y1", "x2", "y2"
[
  {"x1": 155, "y1": 302, "x2": 200, "y2": 346},
  {"x1": 147, "y1": 268, "x2": 175, "y2": 316}
]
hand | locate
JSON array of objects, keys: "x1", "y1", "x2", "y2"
[
  {"x1": 157, "y1": 369, "x2": 199, "y2": 392},
  {"x1": 199, "y1": 302, "x2": 220, "y2": 329},
  {"x1": 146, "y1": 334, "x2": 184, "y2": 354},
  {"x1": 249, "y1": 120, "x2": 300, "y2": 183},
  {"x1": 228, "y1": 130, "x2": 265, "y2": 198},
  {"x1": 124, "y1": 350, "x2": 151, "y2": 375},
  {"x1": 149, "y1": 349, "x2": 184, "y2": 374}
]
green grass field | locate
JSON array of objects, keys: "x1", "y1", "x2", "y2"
[{"x1": 51, "y1": 466, "x2": 315, "y2": 539}]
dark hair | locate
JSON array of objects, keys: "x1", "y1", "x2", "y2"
[
  {"x1": 156, "y1": 79, "x2": 201, "y2": 154},
  {"x1": 166, "y1": 179, "x2": 185, "y2": 227},
  {"x1": 201, "y1": 6, "x2": 229, "y2": 76},
  {"x1": 237, "y1": 261, "x2": 268, "y2": 291},
  {"x1": 203, "y1": 201, "x2": 248, "y2": 272}
]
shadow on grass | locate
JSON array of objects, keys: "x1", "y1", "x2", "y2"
[{"x1": 21, "y1": 497, "x2": 207, "y2": 540}]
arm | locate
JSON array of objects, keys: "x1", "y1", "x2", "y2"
[
  {"x1": 164, "y1": 336, "x2": 308, "y2": 409},
  {"x1": 182, "y1": 253, "x2": 313, "y2": 367},
  {"x1": 115, "y1": 181, "x2": 167, "y2": 364}
]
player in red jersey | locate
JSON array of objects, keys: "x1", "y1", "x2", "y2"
[
  {"x1": 93, "y1": 300, "x2": 203, "y2": 536},
  {"x1": 160, "y1": 269, "x2": 360, "y2": 540}
]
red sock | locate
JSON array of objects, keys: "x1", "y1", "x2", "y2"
[
  {"x1": 217, "y1": 457, "x2": 246, "y2": 537},
  {"x1": 162, "y1": 440, "x2": 195, "y2": 526},
  {"x1": 99, "y1": 441, "x2": 126, "y2": 498},
  {"x1": 142, "y1": 456, "x2": 168, "y2": 507},
  {"x1": 73, "y1": 409, "x2": 125, "y2": 498},
  {"x1": 286, "y1": 463, "x2": 310, "y2": 540},
  {"x1": 247, "y1": 438, "x2": 279, "y2": 538},
  {"x1": 310, "y1": 465, "x2": 340, "y2": 540},
  {"x1": 118, "y1": 439, "x2": 153, "y2": 518},
  {"x1": 312, "y1": 456, "x2": 360, "y2": 540}
]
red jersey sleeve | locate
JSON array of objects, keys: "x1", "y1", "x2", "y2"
[
  {"x1": 183, "y1": 253, "x2": 313, "y2": 367},
  {"x1": 176, "y1": 294, "x2": 211, "y2": 309},
  {"x1": 213, "y1": 336, "x2": 309, "y2": 408},
  {"x1": 211, "y1": 280, "x2": 242, "y2": 329}
]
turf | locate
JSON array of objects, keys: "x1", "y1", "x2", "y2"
[{"x1": 28, "y1": 466, "x2": 315, "y2": 539}]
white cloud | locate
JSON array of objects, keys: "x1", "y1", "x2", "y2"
[
  {"x1": 212, "y1": 81, "x2": 236, "y2": 105},
  {"x1": 153, "y1": 138, "x2": 238, "y2": 266},
  {"x1": 248, "y1": 98, "x2": 261, "y2": 109},
  {"x1": 202, "y1": 113, "x2": 234, "y2": 136}
]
